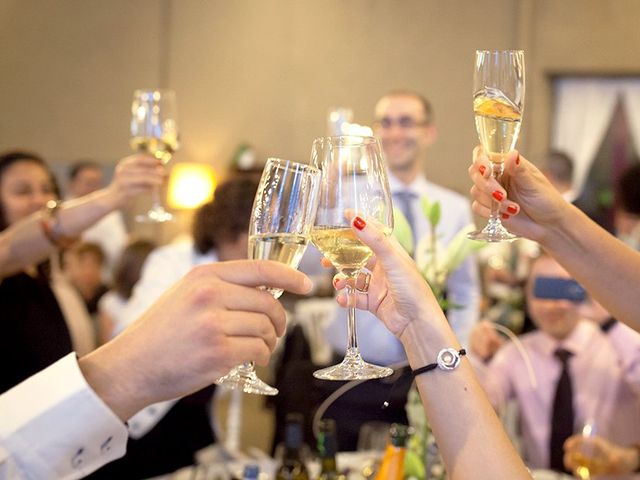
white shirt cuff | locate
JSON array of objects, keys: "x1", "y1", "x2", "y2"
[{"x1": 0, "y1": 353, "x2": 128, "y2": 479}]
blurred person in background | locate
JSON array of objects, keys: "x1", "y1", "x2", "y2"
[
  {"x1": 0, "y1": 150, "x2": 162, "y2": 394},
  {"x1": 541, "y1": 150, "x2": 578, "y2": 203},
  {"x1": 96, "y1": 239, "x2": 156, "y2": 345},
  {"x1": 66, "y1": 160, "x2": 128, "y2": 282},
  {"x1": 320, "y1": 90, "x2": 480, "y2": 450},
  {"x1": 62, "y1": 241, "x2": 109, "y2": 319},
  {"x1": 614, "y1": 162, "x2": 640, "y2": 250},
  {"x1": 470, "y1": 252, "x2": 640, "y2": 474}
]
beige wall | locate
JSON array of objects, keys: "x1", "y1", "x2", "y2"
[{"x1": 2, "y1": 0, "x2": 640, "y2": 202}]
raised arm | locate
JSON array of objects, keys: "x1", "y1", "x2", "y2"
[
  {"x1": 0, "y1": 154, "x2": 163, "y2": 278},
  {"x1": 470, "y1": 148, "x2": 640, "y2": 332},
  {"x1": 332, "y1": 216, "x2": 530, "y2": 480}
]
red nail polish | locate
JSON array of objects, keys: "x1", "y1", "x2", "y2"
[
  {"x1": 492, "y1": 191, "x2": 504, "y2": 202},
  {"x1": 479, "y1": 165, "x2": 486, "y2": 176},
  {"x1": 507, "y1": 205, "x2": 518, "y2": 215},
  {"x1": 515, "y1": 154, "x2": 521, "y2": 166},
  {"x1": 501, "y1": 213, "x2": 510, "y2": 220},
  {"x1": 353, "y1": 216, "x2": 366, "y2": 231},
  {"x1": 333, "y1": 277, "x2": 339, "y2": 288}
]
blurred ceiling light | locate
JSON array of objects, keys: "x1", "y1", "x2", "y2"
[{"x1": 167, "y1": 162, "x2": 216, "y2": 209}]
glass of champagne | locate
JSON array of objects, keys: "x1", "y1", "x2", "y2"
[
  {"x1": 310, "y1": 135, "x2": 394, "y2": 380},
  {"x1": 130, "y1": 89, "x2": 179, "y2": 223},
  {"x1": 569, "y1": 422, "x2": 608, "y2": 480},
  {"x1": 215, "y1": 157, "x2": 321, "y2": 395},
  {"x1": 468, "y1": 50, "x2": 525, "y2": 242}
]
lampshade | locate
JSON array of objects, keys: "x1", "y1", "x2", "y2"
[{"x1": 167, "y1": 162, "x2": 216, "y2": 209}]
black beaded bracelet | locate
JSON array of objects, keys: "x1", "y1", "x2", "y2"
[{"x1": 412, "y1": 348, "x2": 466, "y2": 377}]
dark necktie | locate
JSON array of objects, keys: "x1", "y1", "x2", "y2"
[
  {"x1": 549, "y1": 348, "x2": 574, "y2": 472},
  {"x1": 393, "y1": 190, "x2": 417, "y2": 247}
]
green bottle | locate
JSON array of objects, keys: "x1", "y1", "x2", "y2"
[
  {"x1": 275, "y1": 413, "x2": 309, "y2": 480},
  {"x1": 317, "y1": 419, "x2": 345, "y2": 480}
]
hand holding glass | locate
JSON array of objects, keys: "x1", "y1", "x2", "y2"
[
  {"x1": 130, "y1": 89, "x2": 179, "y2": 223},
  {"x1": 468, "y1": 50, "x2": 525, "y2": 242},
  {"x1": 215, "y1": 158, "x2": 320, "y2": 395},
  {"x1": 311, "y1": 136, "x2": 394, "y2": 380}
]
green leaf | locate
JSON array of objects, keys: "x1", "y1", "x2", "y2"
[
  {"x1": 404, "y1": 450, "x2": 426, "y2": 480},
  {"x1": 392, "y1": 207, "x2": 414, "y2": 255},
  {"x1": 429, "y1": 201, "x2": 441, "y2": 228}
]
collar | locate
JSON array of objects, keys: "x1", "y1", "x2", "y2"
[
  {"x1": 388, "y1": 172, "x2": 429, "y2": 197},
  {"x1": 534, "y1": 319, "x2": 598, "y2": 358}
]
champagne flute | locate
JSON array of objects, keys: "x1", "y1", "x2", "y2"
[
  {"x1": 215, "y1": 158, "x2": 321, "y2": 395},
  {"x1": 310, "y1": 136, "x2": 394, "y2": 380},
  {"x1": 468, "y1": 50, "x2": 525, "y2": 242},
  {"x1": 130, "y1": 89, "x2": 179, "y2": 223}
]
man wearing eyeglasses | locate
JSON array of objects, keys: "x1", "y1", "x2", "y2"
[
  {"x1": 321, "y1": 91, "x2": 480, "y2": 450},
  {"x1": 326, "y1": 91, "x2": 479, "y2": 363}
]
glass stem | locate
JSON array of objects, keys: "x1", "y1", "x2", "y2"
[
  {"x1": 345, "y1": 279, "x2": 359, "y2": 355},
  {"x1": 238, "y1": 362, "x2": 255, "y2": 376},
  {"x1": 151, "y1": 186, "x2": 162, "y2": 211},
  {"x1": 489, "y1": 161, "x2": 504, "y2": 223}
]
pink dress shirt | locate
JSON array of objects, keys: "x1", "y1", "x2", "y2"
[{"x1": 477, "y1": 320, "x2": 640, "y2": 470}]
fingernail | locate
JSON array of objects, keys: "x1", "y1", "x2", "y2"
[
  {"x1": 479, "y1": 165, "x2": 486, "y2": 176},
  {"x1": 333, "y1": 277, "x2": 339, "y2": 288},
  {"x1": 515, "y1": 154, "x2": 521, "y2": 166},
  {"x1": 507, "y1": 205, "x2": 518, "y2": 215},
  {"x1": 492, "y1": 191, "x2": 504, "y2": 201},
  {"x1": 353, "y1": 216, "x2": 366, "y2": 231},
  {"x1": 501, "y1": 213, "x2": 510, "y2": 220}
]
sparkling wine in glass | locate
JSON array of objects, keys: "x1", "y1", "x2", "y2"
[
  {"x1": 215, "y1": 158, "x2": 320, "y2": 395},
  {"x1": 468, "y1": 50, "x2": 525, "y2": 242},
  {"x1": 130, "y1": 89, "x2": 179, "y2": 223},
  {"x1": 310, "y1": 136, "x2": 394, "y2": 380},
  {"x1": 569, "y1": 422, "x2": 608, "y2": 480}
]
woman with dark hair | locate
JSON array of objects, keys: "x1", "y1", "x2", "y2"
[
  {"x1": 0, "y1": 149, "x2": 163, "y2": 394},
  {"x1": 89, "y1": 175, "x2": 259, "y2": 479}
]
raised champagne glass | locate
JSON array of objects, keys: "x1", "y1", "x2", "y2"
[
  {"x1": 130, "y1": 89, "x2": 179, "y2": 223},
  {"x1": 215, "y1": 158, "x2": 320, "y2": 395},
  {"x1": 468, "y1": 50, "x2": 525, "y2": 242},
  {"x1": 310, "y1": 136, "x2": 394, "y2": 380}
]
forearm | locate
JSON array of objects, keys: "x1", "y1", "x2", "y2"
[
  {"x1": 0, "y1": 188, "x2": 121, "y2": 277},
  {"x1": 400, "y1": 317, "x2": 529, "y2": 480},
  {"x1": 542, "y1": 204, "x2": 640, "y2": 332}
]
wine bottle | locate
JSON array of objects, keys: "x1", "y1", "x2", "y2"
[
  {"x1": 374, "y1": 423, "x2": 409, "y2": 480},
  {"x1": 275, "y1": 413, "x2": 309, "y2": 480},
  {"x1": 317, "y1": 419, "x2": 345, "y2": 480}
]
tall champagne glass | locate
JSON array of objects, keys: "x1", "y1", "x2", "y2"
[
  {"x1": 310, "y1": 136, "x2": 394, "y2": 380},
  {"x1": 468, "y1": 50, "x2": 525, "y2": 242},
  {"x1": 130, "y1": 89, "x2": 179, "y2": 223},
  {"x1": 215, "y1": 158, "x2": 320, "y2": 395}
]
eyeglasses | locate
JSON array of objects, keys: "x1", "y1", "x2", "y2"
[{"x1": 374, "y1": 116, "x2": 429, "y2": 130}]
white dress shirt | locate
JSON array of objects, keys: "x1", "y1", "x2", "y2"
[
  {"x1": 117, "y1": 239, "x2": 217, "y2": 438},
  {"x1": 324, "y1": 173, "x2": 480, "y2": 365},
  {"x1": 0, "y1": 353, "x2": 127, "y2": 479}
]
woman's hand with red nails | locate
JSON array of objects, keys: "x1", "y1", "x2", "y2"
[{"x1": 468, "y1": 146, "x2": 573, "y2": 243}]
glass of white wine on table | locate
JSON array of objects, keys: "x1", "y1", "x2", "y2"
[
  {"x1": 310, "y1": 135, "x2": 394, "y2": 381},
  {"x1": 130, "y1": 89, "x2": 179, "y2": 223},
  {"x1": 215, "y1": 157, "x2": 321, "y2": 395},
  {"x1": 468, "y1": 49, "x2": 525, "y2": 242}
]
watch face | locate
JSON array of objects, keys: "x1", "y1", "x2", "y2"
[{"x1": 437, "y1": 348, "x2": 461, "y2": 370}]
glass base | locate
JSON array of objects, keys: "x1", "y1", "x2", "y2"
[
  {"x1": 467, "y1": 219, "x2": 518, "y2": 243},
  {"x1": 215, "y1": 366, "x2": 279, "y2": 396},
  {"x1": 313, "y1": 349, "x2": 393, "y2": 381},
  {"x1": 135, "y1": 207, "x2": 173, "y2": 223}
]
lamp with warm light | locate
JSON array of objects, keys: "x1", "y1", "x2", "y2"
[{"x1": 167, "y1": 162, "x2": 217, "y2": 209}]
